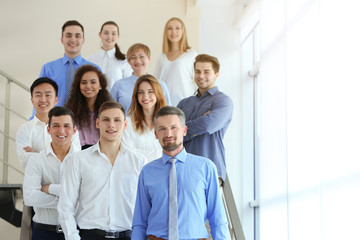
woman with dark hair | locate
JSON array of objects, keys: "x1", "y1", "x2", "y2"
[
  {"x1": 154, "y1": 17, "x2": 197, "y2": 106},
  {"x1": 122, "y1": 74, "x2": 167, "y2": 162},
  {"x1": 65, "y1": 65, "x2": 112, "y2": 149},
  {"x1": 87, "y1": 21, "x2": 132, "y2": 90}
]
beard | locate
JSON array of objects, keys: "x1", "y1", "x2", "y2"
[{"x1": 161, "y1": 137, "x2": 183, "y2": 152}]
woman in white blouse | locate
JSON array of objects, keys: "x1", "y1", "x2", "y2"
[
  {"x1": 154, "y1": 17, "x2": 197, "y2": 106},
  {"x1": 122, "y1": 74, "x2": 167, "y2": 162},
  {"x1": 87, "y1": 21, "x2": 132, "y2": 90}
]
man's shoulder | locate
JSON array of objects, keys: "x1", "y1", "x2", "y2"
[
  {"x1": 186, "y1": 152, "x2": 217, "y2": 169},
  {"x1": 42, "y1": 57, "x2": 64, "y2": 67},
  {"x1": 177, "y1": 95, "x2": 196, "y2": 107}
]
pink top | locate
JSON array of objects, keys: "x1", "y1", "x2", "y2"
[{"x1": 78, "y1": 111, "x2": 100, "y2": 146}]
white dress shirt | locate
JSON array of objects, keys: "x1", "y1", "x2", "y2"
[
  {"x1": 154, "y1": 49, "x2": 197, "y2": 106},
  {"x1": 23, "y1": 143, "x2": 77, "y2": 225},
  {"x1": 16, "y1": 115, "x2": 81, "y2": 169},
  {"x1": 58, "y1": 141, "x2": 146, "y2": 240},
  {"x1": 87, "y1": 48, "x2": 133, "y2": 90},
  {"x1": 122, "y1": 116, "x2": 163, "y2": 163}
]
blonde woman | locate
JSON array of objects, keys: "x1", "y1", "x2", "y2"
[{"x1": 154, "y1": 17, "x2": 197, "y2": 105}]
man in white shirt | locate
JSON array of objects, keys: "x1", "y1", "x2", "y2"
[
  {"x1": 16, "y1": 77, "x2": 81, "y2": 169},
  {"x1": 23, "y1": 107, "x2": 78, "y2": 240},
  {"x1": 59, "y1": 101, "x2": 146, "y2": 240},
  {"x1": 17, "y1": 77, "x2": 81, "y2": 240}
]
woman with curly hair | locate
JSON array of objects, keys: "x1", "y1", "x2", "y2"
[
  {"x1": 65, "y1": 65, "x2": 113, "y2": 149},
  {"x1": 122, "y1": 74, "x2": 167, "y2": 162}
]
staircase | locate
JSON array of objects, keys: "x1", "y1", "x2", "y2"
[{"x1": 0, "y1": 69, "x2": 29, "y2": 228}]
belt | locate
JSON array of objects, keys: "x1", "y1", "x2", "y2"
[
  {"x1": 148, "y1": 235, "x2": 205, "y2": 240},
  {"x1": 81, "y1": 229, "x2": 132, "y2": 239},
  {"x1": 33, "y1": 222, "x2": 63, "y2": 233}
]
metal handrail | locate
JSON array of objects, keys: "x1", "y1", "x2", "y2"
[
  {"x1": 0, "y1": 69, "x2": 29, "y2": 91},
  {"x1": 0, "y1": 69, "x2": 29, "y2": 183}
]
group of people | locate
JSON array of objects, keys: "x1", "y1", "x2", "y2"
[{"x1": 16, "y1": 17, "x2": 234, "y2": 240}]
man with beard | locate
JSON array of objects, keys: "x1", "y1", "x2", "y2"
[{"x1": 131, "y1": 106, "x2": 230, "y2": 240}]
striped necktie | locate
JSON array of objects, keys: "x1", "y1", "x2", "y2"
[
  {"x1": 65, "y1": 59, "x2": 75, "y2": 104},
  {"x1": 168, "y1": 158, "x2": 179, "y2": 240}
]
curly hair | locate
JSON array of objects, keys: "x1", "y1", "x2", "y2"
[
  {"x1": 128, "y1": 74, "x2": 167, "y2": 134},
  {"x1": 65, "y1": 65, "x2": 113, "y2": 128}
]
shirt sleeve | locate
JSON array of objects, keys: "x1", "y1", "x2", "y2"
[
  {"x1": 181, "y1": 95, "x2": 233, "y2": 142},
  {"x1": 160, "y1": 81, "x2": 172, "y2": 106},
  {"x1": 48, "y1": 184, "x2": 61, "y2": 196},
  {"x1": 23, "y1": 156, "x2": 59, "y2": 208},
  {"x1": 205, "y1": 162, "x2": 230, "y2": 240},
  {"x1": 123, "y1": 61, "x2": 133, "y2": 78},
  {"x1": 58, "y1": 154, "x2": 81, "y2": 240},
  {"x1": 111, "y1": 82, "x2": 119, "y2": 102},
  {"x1": 16, "y1": 125, "x2": 33, "y2": 169},
  {"x1": 132, "y1": 170, "x2": 150, "y2": 240},
  {"x1": 71, "y1": 131, "x2": 82, "y2": 151}
]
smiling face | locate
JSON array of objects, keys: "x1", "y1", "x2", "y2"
[
  {"x1": 137, "y1": 81, "x2": 157, "y2": 112},
  {"x1": 47, "y1": 115, "x2": 76, "y2": 148},
  {"x1": 128, "y1": 49, "x2": 150, "y2": 77},
  {"x1": 194, "y1": 61, "x2": 219, "y2": 95},
  {"x1": 79, "y1": 71, "x2": 102, "y2": 103},
  {"x1": 166, "y1": 19, "x2": 183, "y2": 44},
  {"x1": 155, "y1": 114, "x2": 187, "y2": 156},
  {"x1": 31, "y1": 83, "x2": 58, "y2": 116},
  {"x1": 96, "y1": 108, "x2": 127, "y2": 142},
  {"x1": 61, "y1": 25, "x2": 85, "y2": 58},
  {"x1": 99, "y1": 24, "x2": 119, "y2": 51}
]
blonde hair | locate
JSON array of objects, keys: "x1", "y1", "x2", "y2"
[
  {"x1": 162, "y1": 17, "x2": 191, "y2": 54},
  {"x1": 126, "y1": 43, "x2": 151, "y2": 62}
]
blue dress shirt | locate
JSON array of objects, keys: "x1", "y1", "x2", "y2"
[
  {"x1": 110, "y1": 74, "x2": 172, "y2": 115},
  {"x1": 132, "y1": 148, "x2": 229, "y2": 240},
  {"x1": 177, "y1": 86, "x2": 233, "y2": 182},
  {"x1": 39, "y1": 54, "x2": 100, "y2": 107}
]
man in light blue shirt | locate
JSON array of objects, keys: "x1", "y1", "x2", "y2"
[
  {"x1": 132, "y1": 106, "x2": 229, "y2": 240},
  {"x1": 39, "y1": 20, "x2": 100, "y2": 108},
  {"x1": 177, "y1": 54, "x2": 233, "y2": 184},
  {"x1": 111, "y1": 43, "x2": 171, "y2": 115}
]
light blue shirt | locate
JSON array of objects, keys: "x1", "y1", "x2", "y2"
[
  {"x1": 132, "y1": 148, "x2": 229, "y2": 240},
  {"x1": 177, "y1": 86, "x2": 233, "y2": 182},
  {"x1": 39, "y1": 54, "x2": 100, "y2": 107},
  {"x1": 110, "y1": 74, "x2": 172, "y2": 115}
]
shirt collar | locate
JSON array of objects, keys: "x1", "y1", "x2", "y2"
[
  {"x1": 196, "y1": 86, "x2": 219, "y2": 98},
  {"x1": 45, "y1": 142, "x2": 75, "y2": 159},
  {"x1": 101, "y1": 47, "x2": 116, "y2": 58},
  {"x1": 62, "y1": 54, "x2": 83, "y2": 65},
  {"x1": 31, "y1": 115, "x2": 47, "y2": 126},
  {"x1": 161, "y1": 147, "x2": 187, "y2": 165},
  {"x1": 90, "y1": 140, "x2": 125, "y2": 155}
]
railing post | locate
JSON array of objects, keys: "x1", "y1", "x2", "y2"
[{"x1": 2, "y1": 78, "x2": 11, "y2": 184}]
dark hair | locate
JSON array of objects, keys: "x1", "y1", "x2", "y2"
[
  {"x1": 65, "y1": 65, "x2": 113, "y2": 128},
  {"x1": 30, "y1": 77, "x2": 58, "y2": 97},
  {"x1": 99, "y1": 101, "x2": 125, "y2": 120},
  {"x1": 128, "y1": 74, "x2": 167, "y2": 133},
  {"x1": 48, "y1": 106, "x2": 75, "y2": 126},
  {"x1": 154, "y1": 106, "x2": 186, "y2": 129},
  {"x1": 100, "y1": 21, "x2": 125, "y2": 61},
  {"x1": 194, "y1": 54, "x2": 220, "y2": 73},
  {"x1": 62, "y1": 20, "x2": 84, "y2": 36}
]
